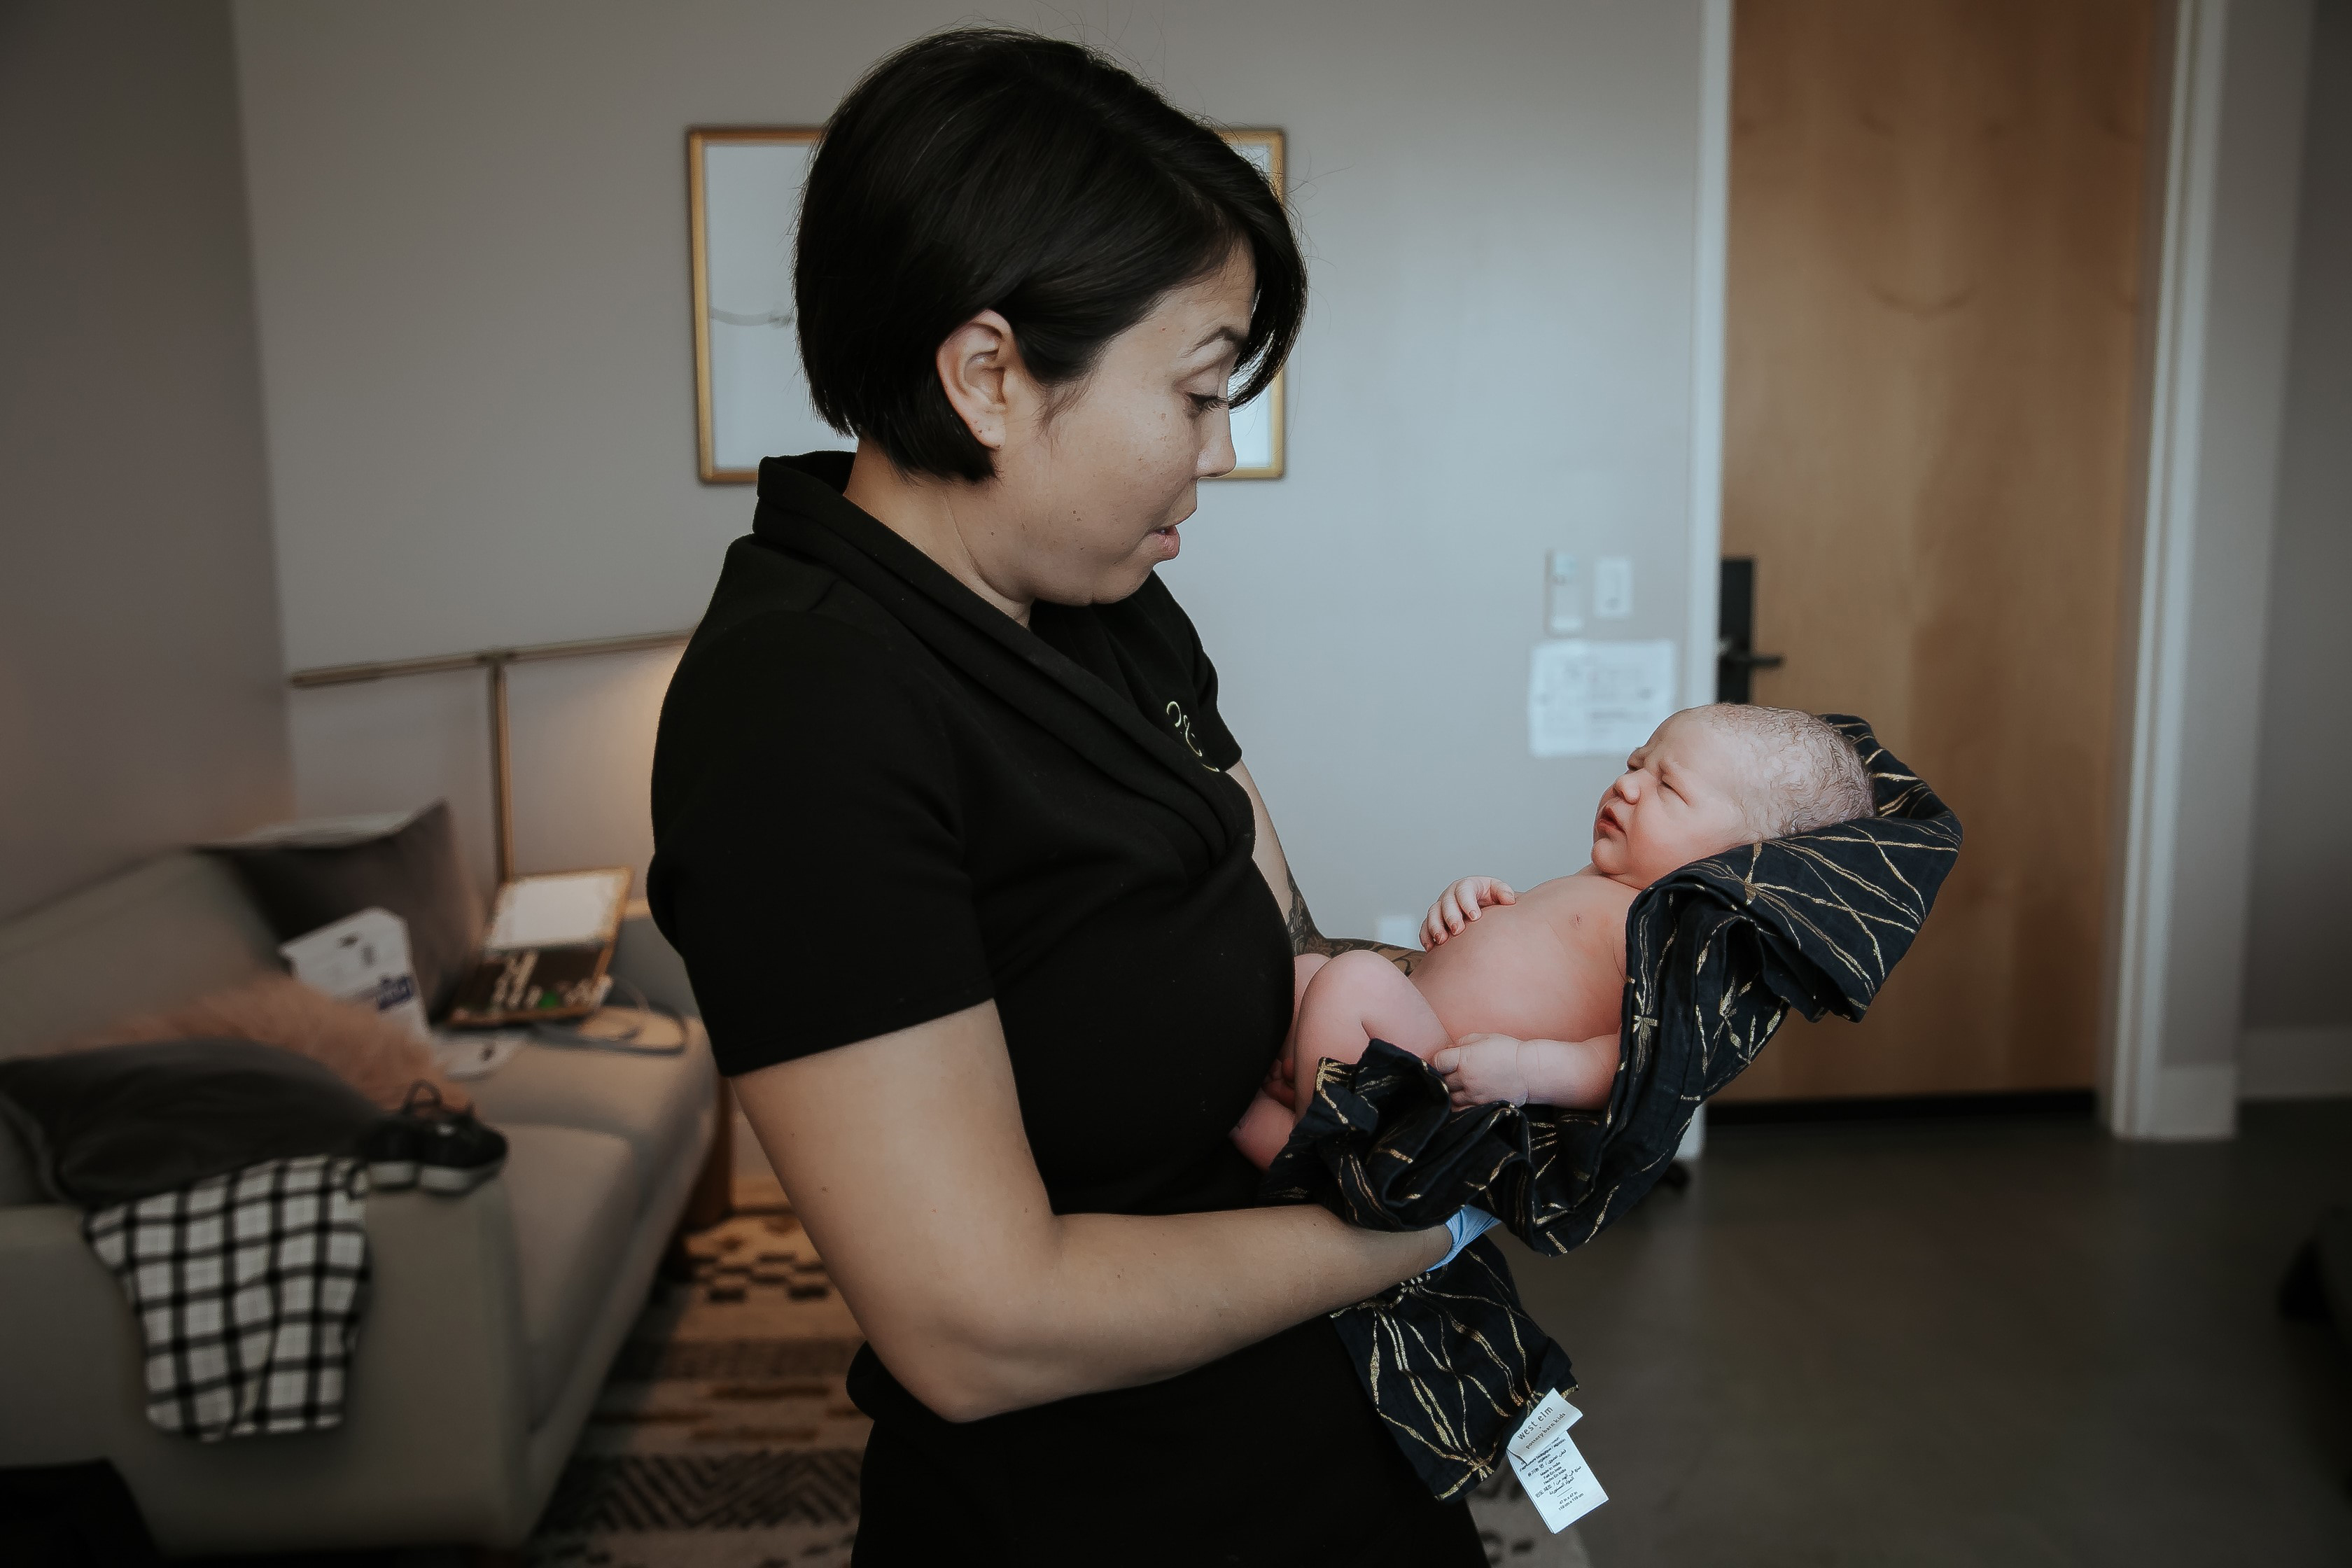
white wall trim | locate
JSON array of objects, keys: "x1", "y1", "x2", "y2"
[
  {"x1": 1684, "y1": 0, "x2": 1732, "y2": 715},
  {"x1": 2240, "y1": 1027, "x2": 2352, "y2": 1100},
  {"x1": 2106, "y1": 0, "x2": 2230, "y2": 1140},
  {"x1": 1675, "y1": 0, "x2": 1732, "y2": 1165}
]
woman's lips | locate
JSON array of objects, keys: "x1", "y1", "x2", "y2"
[{"x1": 1151, "y1": 525, "x2": 1181, "y2": 559}]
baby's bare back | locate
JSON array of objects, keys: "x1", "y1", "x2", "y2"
[{"x1": 1411, "y1": 872, "x2": 1634, "y2": 1044}]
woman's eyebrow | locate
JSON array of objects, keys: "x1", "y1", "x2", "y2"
[{"x1": 1186, "y1": 324, "x2": 1247, "y2": 355}]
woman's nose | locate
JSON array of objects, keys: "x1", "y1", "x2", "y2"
[{"x1": 1196, "y1": 406, "x2": 1237, "y2": 479}]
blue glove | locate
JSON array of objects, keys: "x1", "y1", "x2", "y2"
[{"x1": 1427, "y1": 1205, "x2": 1502, "y2": 1274}]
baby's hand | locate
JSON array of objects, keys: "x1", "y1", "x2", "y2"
[
  {"x1": 1432, "y1": 1033, "x2": 1532, "y2": 1109},
  {"x1": 1421, "y1": 876, "x2": 1516, "y2": 948}
]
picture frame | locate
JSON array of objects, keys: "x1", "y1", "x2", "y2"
[
  {"x1": 687, "y1": 127, "x2": 824, "y2": 484},
  {"x1": 1215, "y1": 128, "x2": 1287, "y2": 481},
  {"x1": 687, "y1": 125, "x2": 1288, "y2": 484}
]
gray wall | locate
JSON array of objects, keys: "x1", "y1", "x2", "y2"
[
  {"x1": 2242, "y1": 0, "x2": 2352, "y2": 1091},
  {"x1": 0, "y1": 0, "x2": 291, "y2": 923},
  {"x1": 232, "y1": 0, "x2": 1716, "y2": 934}
]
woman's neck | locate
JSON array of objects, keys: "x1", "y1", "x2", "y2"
[{"x1": 843, "y1": 444, "x2": 1034, "y2": 627}]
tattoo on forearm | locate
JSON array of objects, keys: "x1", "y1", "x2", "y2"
[
  {"x1": 1284, "y1": 869, "x2": 1420, "y2": 975},
  {"x1": 1282, "y1": 869, "x2": 1320, "y2": 954}
]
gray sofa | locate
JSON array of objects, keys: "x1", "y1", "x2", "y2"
[{"x1": 0, "y1": 850, "x2": 718, "y2": 1555}]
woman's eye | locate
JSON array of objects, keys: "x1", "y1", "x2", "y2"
[{"x1": 1188, "y1": 392, "x2": 1229, "y2": 415}]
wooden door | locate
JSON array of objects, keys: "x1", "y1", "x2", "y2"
[{"x1": 1715, "y1": 0, "x2": 2157, "y2": 1101}]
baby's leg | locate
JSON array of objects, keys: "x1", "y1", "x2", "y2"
[
  {"x1": 1287, "y1": 952, "x2": 1331, "y2": 1043},
  {"x1": 1231, "y1": 955, "x2": 1336, "y2": 1170},
  {"x1": 1231, "y1": 1090, "x2": 1294, "y2": 1169},
  {"x1": 1288, "y1": 950, "x2": 1453, "y2": 1112}
]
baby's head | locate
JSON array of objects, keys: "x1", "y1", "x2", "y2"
[{"x1": 1590, "y1": 705, "x2": 1873, "y2": 887}]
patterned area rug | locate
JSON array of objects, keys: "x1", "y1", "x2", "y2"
[{"x1": 528, "y1": 1210, "x2": 1591, "y2": 1567}]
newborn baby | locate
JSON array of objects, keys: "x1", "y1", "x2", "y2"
[{"x1": 1233, "y1": 705, "x2": 1873, "y2": 1168}]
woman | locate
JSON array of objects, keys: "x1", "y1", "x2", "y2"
[{"x1": 649, "y1": 29, "x2": 1485, "y2": 1566}]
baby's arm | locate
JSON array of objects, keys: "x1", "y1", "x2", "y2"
[
  {"x1": 1432, "y1": 1032, "x2": 1618, "y2": 1111},
  {"x1": 1421, "y1": 876, "x2": 1516, "y2": 947}
]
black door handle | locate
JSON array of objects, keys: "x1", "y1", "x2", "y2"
[{"x1": 1716, "y1": 559, "x2": 1783, "y2": 703}]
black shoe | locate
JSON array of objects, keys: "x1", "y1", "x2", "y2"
[
  {"x1": 368, "y1": 1083, "x2": 507, "y2": 1196},
  {"x1": 416, "y1": 1097, "x2": 507, "y2": 1196},
  {"x1": 361, "y1": 1084, "x2": 437, "y2": 1190}
]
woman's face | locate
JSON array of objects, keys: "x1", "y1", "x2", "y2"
[{"x1": 989, "y1": 249, "x2": 1253, "y2": 606}]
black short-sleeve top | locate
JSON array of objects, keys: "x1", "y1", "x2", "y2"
[
  {"x1": 647, "y1": 457, "x2": 1471, "y2": 1566},
  {"x1": 648, "y1": 451, "x2": 1289, "y2": 1219}
]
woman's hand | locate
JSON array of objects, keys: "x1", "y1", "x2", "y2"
[
  {"x1": 733, "y1": 1001, "x2": 1450, "y2": 1423},
  {"x1": 1421, "y1": 876, "x2": 1516, "y2": 948}
]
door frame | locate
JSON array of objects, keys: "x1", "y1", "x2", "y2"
[
  {"x1": 2104, "y1": 0, "x2": 2310, "y2": 1140},
  {"x1": 2106, "y1": 0, "x2": 2234, "y2": 1140},
  {"x1": 1675, "y1": 0, "x2": 1734, "y2": 1162}
]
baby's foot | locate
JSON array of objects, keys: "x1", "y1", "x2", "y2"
[{"x1": 1230, "y1": 1091, "x2": 1295, "y2": 1170}]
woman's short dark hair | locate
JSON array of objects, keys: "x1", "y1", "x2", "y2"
[{"x1": 796, "y1": 29, "x2": 1307, "y2": 481}]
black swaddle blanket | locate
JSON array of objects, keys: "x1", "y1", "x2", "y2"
[{"x1": 1261, "y1": 716, "x2": 1962, "y2": 1499}]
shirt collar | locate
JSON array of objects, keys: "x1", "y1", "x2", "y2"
[{"x1": 750, "y1": 452, "x2": 1248, "y2": 852}]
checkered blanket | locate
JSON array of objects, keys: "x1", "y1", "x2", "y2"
[{"x1": 82, "y1": 1154, "x2": 371, "y2": 1441}]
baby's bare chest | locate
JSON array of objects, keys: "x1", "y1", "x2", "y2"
[{"x1": 1412, "y1": 877, "x2": 1631, "y2": 1043}]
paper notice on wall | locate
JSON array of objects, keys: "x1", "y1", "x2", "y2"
[
  {"x1": 1506, "y1": 1389, "x2": 1607, "y2": 1532},
  {"x1": 1527, "y1": 639, "x2": 1678, "y2": 758}
]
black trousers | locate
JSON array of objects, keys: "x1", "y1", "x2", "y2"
[
  {"x1": 848, "y1": 1322, "x2": 1489, "y2": 1568},
  {"x1": 855, "y1": 1417, "x2": 1488, "y2": 1567}
]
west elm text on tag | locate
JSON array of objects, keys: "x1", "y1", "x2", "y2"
[{"x1": 1505, "y1": 1389, "x2": 1608, "y2": 1533}]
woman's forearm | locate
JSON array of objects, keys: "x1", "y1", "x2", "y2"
[
  {"x1": 927, "y1": 1205, "x2": 1448, "y2": 1420},
  {"x1": 734, "y1": 1001, "x2": 1451, "y2": 1426}
]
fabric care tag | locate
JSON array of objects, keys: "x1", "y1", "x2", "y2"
[{"x1": 1506, "y1": 1389, "x2": 1607, "y2": 1533}]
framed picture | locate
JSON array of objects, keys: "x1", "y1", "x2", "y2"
[
  {"x1": 688, "y1": 127, "x2": 825, "y2": 483},
  {"x1": 1217, "y1": 128, "x2": 1287, "y2": 481},
  {"x1": 687, "y1": 125, "x2": 1288, "y2": 483}
]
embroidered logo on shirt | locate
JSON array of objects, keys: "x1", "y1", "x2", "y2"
[{"x1": 1164, "y1": 701, "x2": 1222, "y2": 771}]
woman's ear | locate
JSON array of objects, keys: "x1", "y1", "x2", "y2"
[{"x1": 934, "y1": 309, "x2": 1022, "y2": 452}]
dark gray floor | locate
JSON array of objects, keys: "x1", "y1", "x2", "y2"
[{"x1": 1503, "y1": 1101, "x2": 2352, "y2": 1567}]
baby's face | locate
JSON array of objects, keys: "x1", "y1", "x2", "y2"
[{"x1": 1589, "y1": 714, "x2": 1756, "y2": 886}]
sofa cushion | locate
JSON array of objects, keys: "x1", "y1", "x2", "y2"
[
  {"x1": 500, "y1": 1123, "x2": 638, "y2": 1427},
  {"x1": 206, "y1": 802, "x2": 485, "y2": 1021},
  {"x1": 466, "y1": 1025, "x2": 713, "y2": 1219},
  {"x1": 0, "y1": 854, "x2": 279, "y2": 1063}
]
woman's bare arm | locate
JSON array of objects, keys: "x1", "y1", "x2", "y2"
[
  {"x1": 1228, "y1": 761, "x2": 1420, "y2": 974},
  {"x1": 734, "y1": 998, "x2": 1450, "y2": 1424}
]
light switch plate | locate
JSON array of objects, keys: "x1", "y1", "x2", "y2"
[
  {"x1": 1594, "y1": 556, "x2": 1633, "y2": 617},
  {"x1": 1545, "y1": 550, "x2": 1583, "y2": 635}
]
